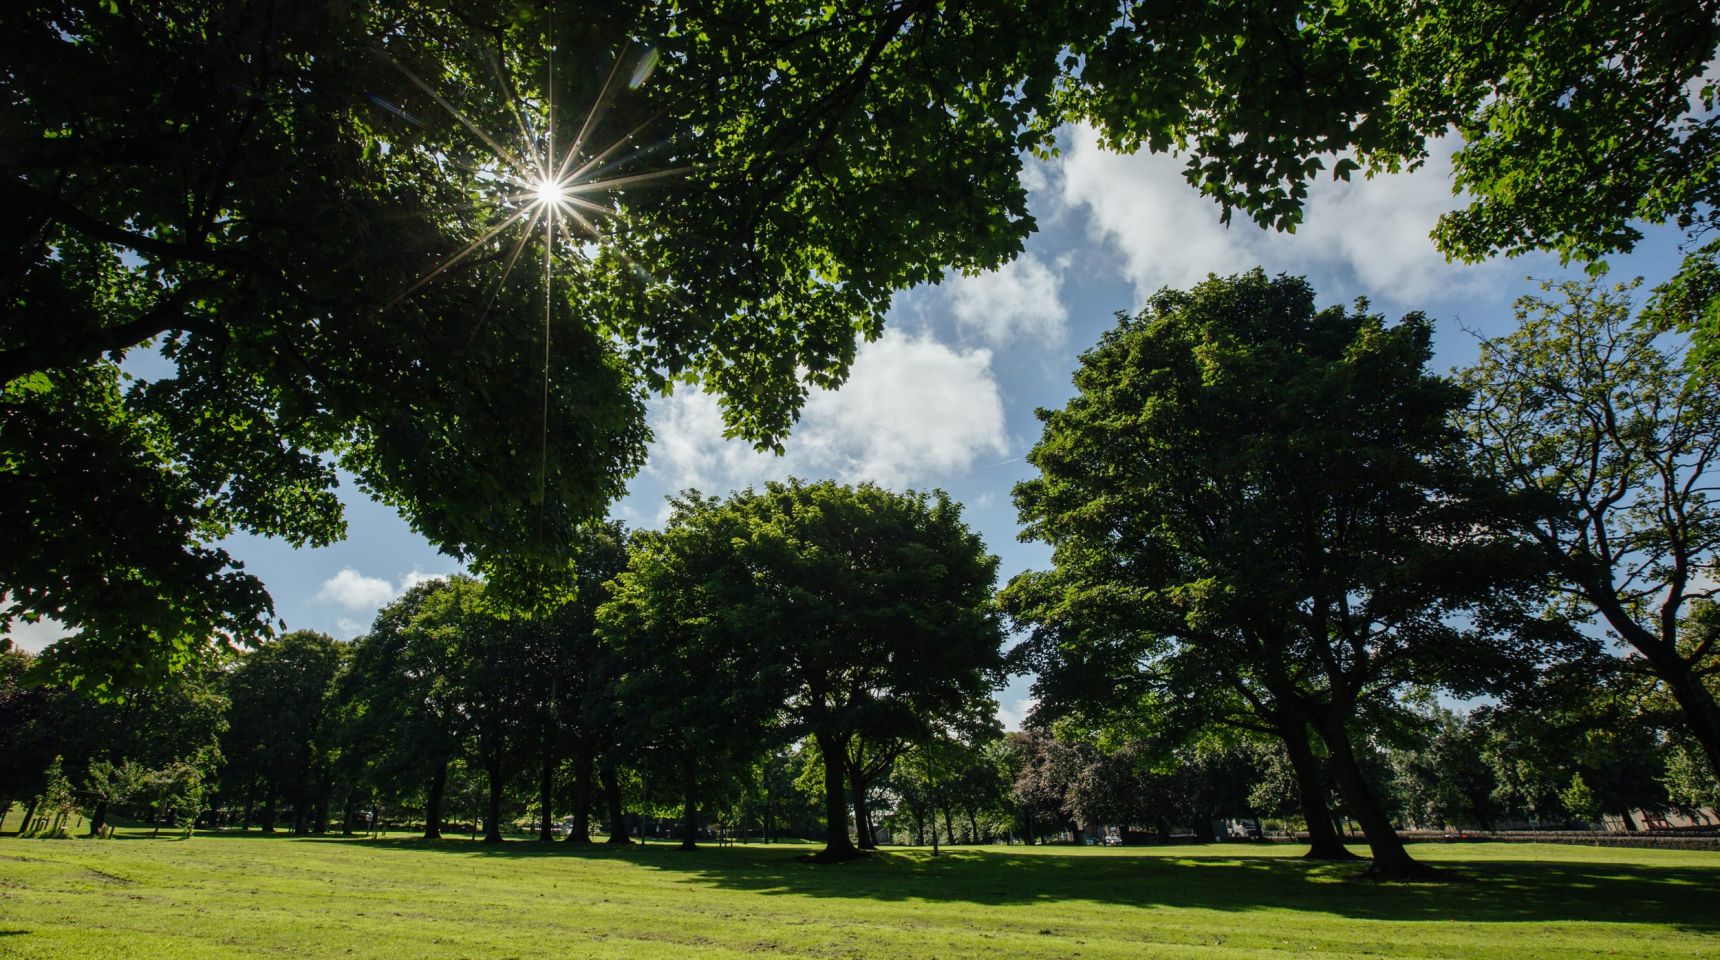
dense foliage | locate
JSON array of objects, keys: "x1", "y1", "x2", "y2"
[
  {"x1": 602, "y1": 481, "x2": 1004, "y2": 860},
  {"x1": 1006, "y1": 271, "x2": 1574, "y2": 877}
]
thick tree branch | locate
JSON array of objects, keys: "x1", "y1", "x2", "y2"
[
  {"x1": 3, "y1": 180, "x2": 246, "y2": 267},
  {"x1": 0, "y1": 280, "x2": 215, "y2": 384}
]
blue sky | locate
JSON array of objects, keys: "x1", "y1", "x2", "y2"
[{"x1": 11, "y1": 127, "x2": 1697, "y2": 729}]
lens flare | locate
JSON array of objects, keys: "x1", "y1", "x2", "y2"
[{"x1": 534, "y1": 178, "x2": 565, "y2": 207}]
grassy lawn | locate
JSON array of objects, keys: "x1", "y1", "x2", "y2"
[{"x1": 0, "y1": 830, "x2": 1714, "y2": 959}]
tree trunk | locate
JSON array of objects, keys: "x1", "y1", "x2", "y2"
[
  {"x1": 913, "y1": 809, "x2": 925, "y2": 845},
  {"x1": 765, "y1": 772, "x2": 777, "y2": 844},
  {"x1": 89, "y1": 800, "x2": 109, "y2": 838},
  {"x1": 567, "y1": 745, "x2": 594, "y2": 843},
  {"x1": 240, "y1": 785, "x2": 255, "y2": 833},
  {"x1": 942, "y1": 804, "x2": 957, "y2": 845},
  {"x1": 483, "y1": 758, "x2": 505, "y2": 843},
  {"x1": 812, "y1": 731, "x2": 859, "y2": 861},
  {"x1": 601, "y1": 755, "x2": 630, "y2": 844},
  {"x1": 679, "y1": 746, "x2": 698, "y2": 851},
  {"x1": 424, "y1": 759, "x2": 448, "y2": 840},
  {"x1": 539, "y1": 676, "x2": 560, "y2": 843},
  {"x1": 538, "y1": 737, "x2": 556, "y2": 843},
  {"x1": 1652, "y1": 648, "x2": 1720, "y2": 784},
  {"x1": 1193, "y1": 813, "x2": 1216, "y2": 842},
  {"x1": 965, "y1": 806, "x2": 980, "y2": 844},
  {"x1": 1316, "y1": 716, "x2": 1432, "y2": 879},
  {"x1": 18, "y1": 796, "x2": 40, "y2": 836},
  {"x1": 260, "y1": 786, "x2": 278, "y2": 833},
  {"x1": 1279, "y1": 723, "x2": 1359, "y2": 860},
  {"x1": 341, "y1": 789, "x2": 357, "y2": 837},
  {"x1": 847, "y1": 760, "x2": 875, "y2": 850}
]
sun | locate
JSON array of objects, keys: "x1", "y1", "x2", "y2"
[{"x1": 533, "y1": 177, "x2": 566, "y2": 208}]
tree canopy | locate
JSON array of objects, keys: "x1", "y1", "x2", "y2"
[
  {"x1": 0, "y1": 0, "x2": 1077, "y2": 686},
  {"x1": 1007, "y1": 270, "x2": 1566, "y2": 878},
  {"x1": 1065, "y1": 0, "x2": 1720, "y2": 262},
  {"x1": 601, "y1": 480, "x2": 1004, "y2": 860},
  {"x1": 1458, "y1": 276, "x2": 1720, "y2": 782}
]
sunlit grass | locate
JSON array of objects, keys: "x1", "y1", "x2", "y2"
[{"x1": 0, "y1": 830, "x2": 1714, "y2": 959}]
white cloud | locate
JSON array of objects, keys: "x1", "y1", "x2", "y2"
[
  {"x1": 316, "y1": 567, "x2": 450, "y2": 612},
  {"x1": 997, "y1": 695, "x2": 1038, "y2": 732},
  {"x1": 1055, "y1": 125, "x2": 1504, "y2": 307},
  {"x1": 4, "y1": 614, "x2": 69, "y2": 654},
  {"x1": 1019, "y1": 151, "x2": 1064, "y2": 197},
  {"x1": 315, "y1": 568, "x2": 398, "y2": 611},
  {"x1": 647, "y1": 328, "x2": 1009, "y2": 495},
  {"x1": 1058, "y1": 133, "x2": 1256, "y2": 297},
  {"x1": 398, "y1": 569, "x2": 447, "y2": 593},
  {"x1": 313, "y1": 568, "x2": 453, "y2": 636},
  {"x1": 944, "y1": 252, "x2": 1069, "y2": 348}
]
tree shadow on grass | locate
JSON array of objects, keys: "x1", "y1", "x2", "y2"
[
  {"x1": 655, "y1": 847, "x2": 1720, "y2": 932},
  {"x1": 192, "y1": 834, "x2": 1720, "y2": 932}
]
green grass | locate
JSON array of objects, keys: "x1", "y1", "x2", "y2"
[{"x1": 0, "y1": 831, "x2": 1714, "y2": 959}]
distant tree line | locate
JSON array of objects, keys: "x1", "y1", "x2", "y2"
[{"x1": 6, "y1": 636, "x2": 1713, "y2": 850}]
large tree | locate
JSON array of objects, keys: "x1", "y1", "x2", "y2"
[
  {"x1": 1459, "y1": 276, "x2": 1720, "y2": 783},
  {"x1": 222, "y1": 630, "x2": 347, "y2": 833},
  {"x1": 1004, "y1": 568, "x2": 1359, "y2": 860},
  {"x1": 601, "y1": 496, "x2": 780, "y2": 852},
  {"x1": 530, "y1": 521, "x2": 629, "y2": 844},
  {"x1": 342, "y1": 578, "x2": 468, "y2": 839},
  {"x1": 396, "y1": 575, "x2": 540, "y2": 844},
  {"x1": 601, "y1": 482, "x2": 1004, "y2": 861},
  {"x1": 717, "y1": 481, "x2": 1005, "y2": 862},
  {"x1": 1010, "y1": 270, "x2": 1562, "y2": 879}
]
